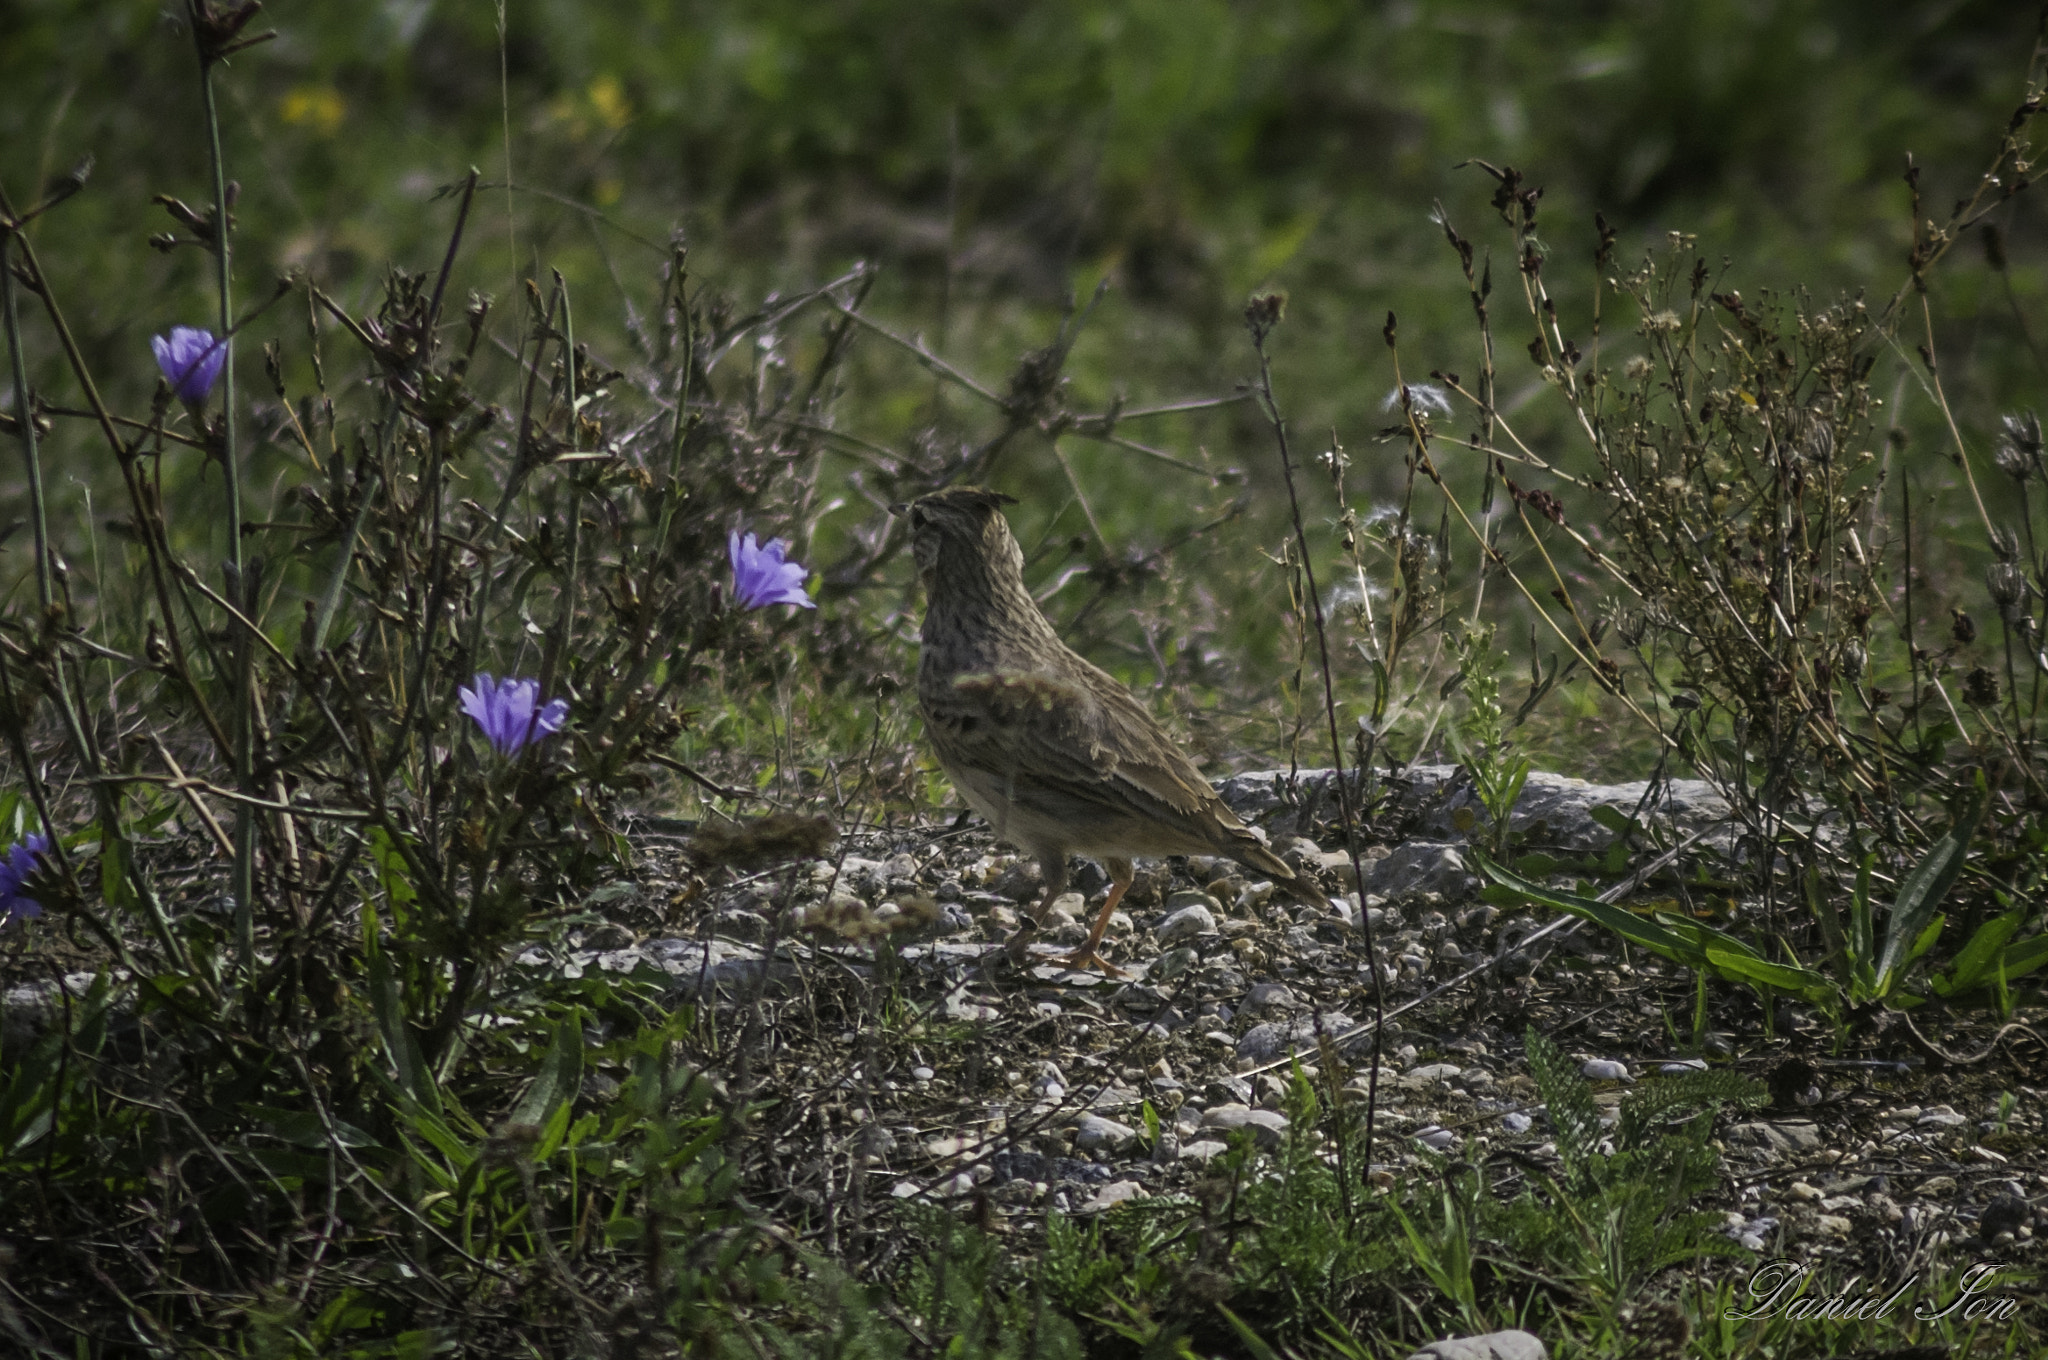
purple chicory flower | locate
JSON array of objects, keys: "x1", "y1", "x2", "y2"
[
  {"x1": 151, "y1": 326, "x2": 227, "y2": 404},
  {"x1": 729, "y1": 530, "x2": 816, "y2": 610},
  {"x1": 0, "y1": 833, "x2": 50, "y2": 925},
  {"x1": 459, "y1": 674, "x2": 569, "y2": 755}
]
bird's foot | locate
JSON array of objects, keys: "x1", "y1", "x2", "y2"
[
  {"x1": 1054, "y1": 946, "x2": 1128, "y2": 978},
  {"x1": 1002, "y1": 923, "x2": 1040, "y2": 967}
]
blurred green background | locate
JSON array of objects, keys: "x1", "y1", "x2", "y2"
[{"x1": 3, "y1": 0, "x2": 2044, "y2": 777}]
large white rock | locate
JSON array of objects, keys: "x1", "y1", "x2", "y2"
[{"x1": 1405, "y1": 1331, "x2": 1548, "y2": 1360}]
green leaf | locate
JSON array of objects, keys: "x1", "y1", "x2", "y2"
[
  {"x1": 98, "y1": 827, "x2": 129, "y2": 910},
  {"x1": 1907, "y1": 914, "x2": 1945, "y2": 964},
  {"x1": 365, "y1": 925, "x2": 441, "y2": 1119},
  {"x1": 1930, "y1": 909, "x2": 2019, "y2": 996},
  {"x1": 1990, "y1": 932, "x2": 2048, "y2": 984},
  {"x1": 1474, "y1": 853, "x2": 1707, "y2": 967},
  {"x1": 367, "y1": 825, "x2": 419, "y2": 908},
  {"x1": 1589, "y1": 805, "x2": 1637, "y2": 836},
  {"x1": 509, "y1": 1010, "x2": 584, "y2": 1132},
  {"x1": 1807, "y1": 864, "x2": 1848, "y2": 981},
  {"x1": 245, "y1": 1104, "x2": 379, "y2": 1150},
  {"x1": 1875, "y1": 788, "x2": 1987, "y2": 994},
  {"x1": 1215, "y1": 1304, "x2": 1286, "y2": 1360},
  {"x1": 1698, "y1": 940, "x2": 1832, "y2": 1002}
]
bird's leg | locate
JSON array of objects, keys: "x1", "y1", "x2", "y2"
[
  {"x1": 1003, "y1": 850, "x2": 1067, "y2": 966},
  {"x1": 1058, "y1": 857, "x2": 1132, "y2": 977}
]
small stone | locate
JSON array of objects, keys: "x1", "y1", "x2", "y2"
[
  {"x1": 1236, "y1": 880, "x2": 1279, "y2": 912},
  {"x1": 1042, "y1": 892, "x2": 1085, "y2": 925},
  {"x1": 992, "y1": 860, "x2": 1043, "y2": 902},
  {"x1": 1980, "y1": 1191, "x2": 2030, "y2": 1242},
  {"x1": 1074, "y1": 1115, "x2": 1139, "y2": 1152},
  {"x1": 912, "y1": 1066, "x2": 935, "y2": 1082},
  {"x1": 1279, "y1": 838, "x2": 1323, "y2": 869},
  {"x1": 1207, "y1": 1076, "x2": 1254, "y2": 1105},
  {"x1": 1075, "y1": 1179, "x2": 1145, "y2": 1214},
  {"x1": 1727, "y1": 1121, "x2": 1824, "y2": 1153},
  {"x1": 1413, "y1": 1124, "x2": 1458, "y2": 1152},
  {"x1": 1155, "y1": 903, "x2": 1217, "y2": 946},
  {"x1": 1244, "y1": 981, "x2": 1299, "y2": 1013},
  {"x1": 1407, "y1": 1063, "x2": 1463, "y2": 1083},
  {"x1": 1202, "y1": 1103, "x2": 1289, "y2": 1148},
  {"x1": 1235, "y1": 1023, "x2": 1289, "y2": 1063},
  {"x1": 1367, "y1": 840, "x2": 1477, "y2": 902},
  {"x1": 1660, "y1": 1059, "x2": 1709, "y2": 1074},
  {"x1": 1457, "y1": 904, "x2": 1499, "y2": 935},
  {"x1": 1165, "y1": 889, "x2": 1223, "y2": 914},
  {"x1": 1580, "y1": 1059, "x2": 1633, "y2": 1083},
  {"x1": 1179, "y1": 1139, "x2": 1231, "y2": 1162}
]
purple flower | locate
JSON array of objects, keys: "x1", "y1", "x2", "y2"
[
  {"x1": 0, "y1": 833, "x2": 50, "y2": 925},
  {"x1": 729, "y1": 530, "x2": 815, "y2": 610},
  {"x1": 151, "y1": 326, "x2": 226, "y2": 404},
  {"x1": 459, "y1": 674, "x2": 569, "y2": 755}
]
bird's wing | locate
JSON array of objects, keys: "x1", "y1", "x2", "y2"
[{"x1": 932, "y1": 667, "x2": 1231, "y2": 831}]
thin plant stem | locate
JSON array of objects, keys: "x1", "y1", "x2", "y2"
[
  {"x1": 193, "y1": 38, "x2": 256, "y2": 978},
  {"x1": 1, "y1": 232, "x2": 53, "y2": 616},
  {"x1": 1245, "y1": 303, "x2": 1384, "y2": 1192}
]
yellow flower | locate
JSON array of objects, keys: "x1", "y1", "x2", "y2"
[
  {"x1": 280, "y1": 84, "x2": 345, "y2": 137},
  {"x1": 588, "y1": 74, "x2": 631, "y2": 132}
]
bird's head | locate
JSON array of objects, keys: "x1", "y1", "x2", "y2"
[{"x1": 898, "y1": 486, "x2": 1022, "y2": 589}]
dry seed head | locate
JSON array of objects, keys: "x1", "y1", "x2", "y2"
[
  {"x1": 800, "y1": 892, "x2": 940, "y2": 942},
  {"x1": 688, "y1": 813, "x2": 837, "y2": 872},
  {"x1": 1987, "y1": 562, "x2": 2028, "y2": 619},
  {"x1": 1997, "y1": 411, "x2": 2043, "y2": 481}
]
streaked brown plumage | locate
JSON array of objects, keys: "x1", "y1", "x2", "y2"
[{"x1": 904, "y1": 486, "x2": 1329, "y2": 975}]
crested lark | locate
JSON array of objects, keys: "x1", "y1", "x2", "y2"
[{"x1": 905, "y1": 486, "x2": 1330, "y2": 975}]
